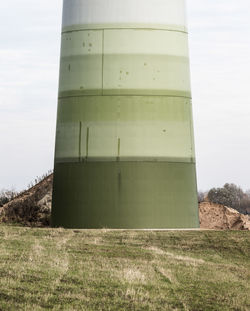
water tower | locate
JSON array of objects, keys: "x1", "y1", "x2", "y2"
[{"x1": 52, "y1": 0, "x2": 199, "y2": 228}]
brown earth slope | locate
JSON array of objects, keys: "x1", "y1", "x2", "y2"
[
  {"x1": 0, "y1": 174, "x2": 53, "y2": 227},
  {"x1": 199, "y1": 201, "x2": 250, "y2": 230},
  {"x1": 1, "y1": 174, "x2": 249, "y2": 230}
]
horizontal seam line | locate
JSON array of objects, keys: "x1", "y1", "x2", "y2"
[
  {"x1": 58, "y1": 95, "x2": 192, "y2": 99},
  {"x1": 62, "y1": 28, "x2": 188, "y2": 34},
  {"x1": 56, "y1": 161, "x2": 196, "y2": 164}
]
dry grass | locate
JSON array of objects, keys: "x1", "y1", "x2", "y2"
[{"x1": 0, "y1": 225, "x2": 249, "y2": 310}]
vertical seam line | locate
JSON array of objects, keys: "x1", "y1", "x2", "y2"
[{"x1": 102, "y1": 29, "x2": 104, "y2": 95}]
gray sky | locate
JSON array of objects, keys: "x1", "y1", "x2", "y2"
[{"x1": 0, "y1": 0, "x2": 250, "y2": 192}]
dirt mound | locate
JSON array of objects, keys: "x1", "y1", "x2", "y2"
[
  {"x1": 199, "y1": 202, "x2": 250, "y2": 230},
  {"x1": 0, "y1": 174, "x2": 53, "y2": 227}
]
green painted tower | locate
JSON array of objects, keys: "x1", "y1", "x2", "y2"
[{"x1": 52, "y1": 0, "x2": 199, "y2": 228}]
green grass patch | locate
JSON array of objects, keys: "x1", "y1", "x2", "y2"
[{"x1": 0, "y1": 225, "x2": 249, "y2": 310}]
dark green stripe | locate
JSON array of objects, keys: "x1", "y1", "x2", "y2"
[
  {"x1": 57, "y1": 95, "x2": 192, "y2": 122},
  {"x1": 52, "y1": 161, "x2": 199, "y2": 229}
]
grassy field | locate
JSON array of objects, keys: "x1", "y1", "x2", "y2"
[{"x1": 0, "y1": 225, "x2": 249, "y2": 311}]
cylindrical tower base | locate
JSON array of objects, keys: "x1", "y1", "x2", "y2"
[{"x1": 52, "y1": 0, "x2": 199, "y2": 229}]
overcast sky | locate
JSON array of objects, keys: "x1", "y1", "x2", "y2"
[{"x1": 0, "y1": 0, "x2": 250, "y2": 192}]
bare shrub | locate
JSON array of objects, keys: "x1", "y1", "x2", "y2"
[
  {"x1": 0, "y1": 189, "x2": 17, "y2": 207},
  {"x1": 198, "y1": 191, "x2": 205, "y2": 203},
  {"x1": 207, "y1": 183, "x2": 249, "y2": 214}
]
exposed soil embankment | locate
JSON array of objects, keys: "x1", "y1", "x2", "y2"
[
  {"x1": 199, "y1": 201, "x2": 250, "y2": 230},
  {"x1": 0, "y1": 174, "x2": 53, "y2": 227},
  {"x1": 1, "y1": 174, "x2": 249, "y2": 230}
]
